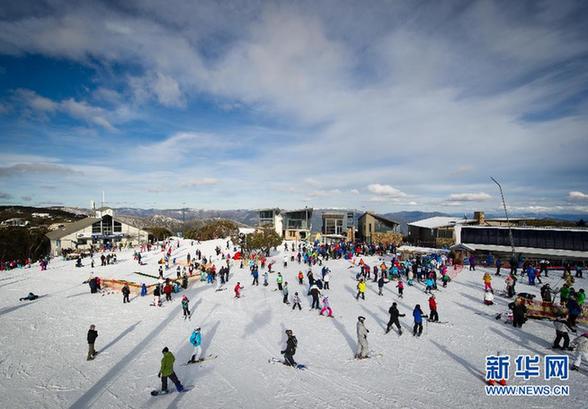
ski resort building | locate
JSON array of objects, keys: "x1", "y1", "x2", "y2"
[
  {"x1": 321, "y1": 211, "x2": 356, "y2": 242},
  {"x1": 257, "y1": 207, "x2": 313, "y2": 240},
  {"x1": 45, "y1": 207, "x2": 148, "y2": 256},
  {"x1": 453, "y1": 225, "x2": 588, "y2": 262},
  {"x1": 357, "y1": 212, "x2": 401, "y2": 244},
  {"x1": 407, "y1": 216, "x2": 474, "y2": 248}
]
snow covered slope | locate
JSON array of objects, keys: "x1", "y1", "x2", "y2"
[{"x1": 0, "y1": 239, "x2": 585, "y2": 409}]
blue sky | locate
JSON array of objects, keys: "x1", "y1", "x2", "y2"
[{"x1": 0, "y1": 0, "x2": 587, "y2": 214}]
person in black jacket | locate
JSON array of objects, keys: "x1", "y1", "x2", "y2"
[
  {"x1": 281, "y1": 329, "x2": 298, "y2": 366},
  {"x1": 509, "y1": 299, "x2": 527, "y2": 328},
  {"x1": 386, "y1": 302, "x2": 405, "y2": 335},
  {"x1": 122, "y1": 284, "x2": 130, "y2": 303},
  {"x1": 87, "y1": 325, "x2": 98, "y2": 361}
]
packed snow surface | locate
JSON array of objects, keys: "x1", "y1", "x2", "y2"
[{"x1": 0, "y1": 238, "x2": 585, "y2": 409}]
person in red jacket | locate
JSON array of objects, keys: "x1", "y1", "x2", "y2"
[
  {"x1": 428, "y1": 294, "x2": 439, "y2": 322},
  {"x1": 163, "y1": 282, "x2": 173, "y2": 302},
  {"x1": 234, "y1": 282, "x2": 243, "y2": 298}
]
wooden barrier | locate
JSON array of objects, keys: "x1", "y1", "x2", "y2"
[{"x1": 520, "y1": 297, "x2": 588, "y2": 324}]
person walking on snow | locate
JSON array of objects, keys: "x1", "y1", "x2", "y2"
[
  {"x1": 181, "y1": 295, "x2": 191, "y2": 320},
  {"x1": 320, "y1": 295, "x2": 333, "y2": 317},
  {"x1": 552, "y1": 313, "x2": 574, "y2": 350},
  {"x1": 397, "y1": 279, "x2": 404, "y2": 298},
  {"x1": 87, "y1": 324, "x2": 98, "y2": 361},
  {"x1": 310, "y1": 283, "x2": 321, "y2": 310},
  {"x1": 377, "y1": 274, "x2": 387, "y2": 296},
  {"x1": 356, "y1": 278, "x2": 366, "y2": 300},
  {"x1": 281, "y1": 329, "x2": 298, "y2": 367},
  {"x1": 386, "y1": 302, "x2": 405, "y2": 335},
  {"x1": 428, "y1": 295, "x2": 439, "y2": 322},
  {"x1": 292, "y1": 292, "x2": 302, "y2": 310},
  {"x1": 413, "y1": 304, "x2": 424, "y2": 337},
  {"x1": 234, "y1": 282, "x2": 243, "y2": 298},
  {"x1": 571, "y1": 332, "x2": 588, "y2": 371},
  {"x1": 356, "y1": 316, "x2": 369, "y2": 359},
  {"x1": 158, "y1": 347, "x2": 184, "y2": 393},
  {"x1": 282, "y1": 282, "x2": 290, "y2": 304},
  {"x1": 188, "y1": 328, "x2": 202, "y2": 363}
]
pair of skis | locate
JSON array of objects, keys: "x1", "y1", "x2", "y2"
[{"x1": 268, "y1": 357, "x2": 306, "y2": 369}]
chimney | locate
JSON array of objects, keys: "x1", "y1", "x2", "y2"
[{"x1": 474, "y1": 211, "x2": 485, "y2": 225}]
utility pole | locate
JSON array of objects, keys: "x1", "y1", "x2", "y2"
[{"x1": 490, "y1": 177, "x2": 515, "y2": 259}]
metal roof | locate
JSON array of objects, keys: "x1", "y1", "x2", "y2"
[
  {"x1": 459, "y1": 243, "x2": 588, "y2": 259},
  {"x1": 408, "y1": 216, "x2": 472, "y2": 229},
  {"x1": 45, "y1": 218, "x2": 100, "y2": 240}
]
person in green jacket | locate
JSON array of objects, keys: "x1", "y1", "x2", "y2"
[
  {"x1": 578, "y1": 289, "x2": 585, "y2": 306},
  {"x1": 158, "y1": 347, "x2": 184, "y2": 393},
  {"x1": 560, "y1": 284, "x2": 571, "y2": 304}
]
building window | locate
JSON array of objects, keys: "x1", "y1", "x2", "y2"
[
  {"x1": 92, "y1": 221, "x2": 101, "y2": 234},
  {"x1": 114, "y1": 220, "x2": 122, "y2": 233}
]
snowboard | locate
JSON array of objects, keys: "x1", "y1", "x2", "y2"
[
  {"x1": 182, "y1": 354, "x2": 218, "y2": 366},
  {"x1": 151, "y1": 386, "x2": 193, "y2": 396},
  {"x1": 268, "y1": 357, "x2": 306, "y2": 369}
]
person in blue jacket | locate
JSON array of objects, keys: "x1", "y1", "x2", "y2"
[
  {"x1": 251, "y1": 267, "x2": 259, "y2": 286},
  {"x1": 413, "y1": 304, "x2": 424, "y2": 337},
  {"x1": 188, "y1": 328, "x2": 202, "y2": 363},
  {"x1": 140, "y1": 283, "x2": 148, "y2": 297},
  {"x1": 526, "y1": 266, "x2": 536, "y2": 286}
]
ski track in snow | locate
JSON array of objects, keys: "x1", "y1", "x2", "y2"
[{"x1": 0, "y1": 238, "x2": 586, "y2": 409}]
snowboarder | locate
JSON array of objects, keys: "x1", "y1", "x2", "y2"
[
  {"x1": 413, "y1": 304, "x2": 424, "y2": 337},
  {"x1": 292, "y1": 292, "x2": 302, "y2": 310},
  {"x1": 122, "y1": 284, "x2": 131, "y2": 303},
  {"x1": 571, "y1": 332, "x2": 588, "y2": 371},
  {"x1": 356, "y1": 278, "x2": 366, "y2": 300},
  {"x1": 356, "y1": 316, "x2": 369, "y2": 359},
  {"x1": 188, "y1": 328, "x2": 202, "y2": 363},
  {"x1": 234, "y1": 282, "x2": 243, "y2": 298},
  {"x1": 319, "y1": 295, "x2": 333, "y2": 317},
  {"x1": 87, "y1": 324, "x2": 98, "y2": 361},
  {"x1": 181, "y1": 295, "x2": 191, "y2": 319},
  {"x1": 428, "y1": 295, "x2": 439, "y2": 322},
  {"x1": 281, "y1": 329, "x2": 298, "y2": 367},
  {"x1": 386, "y1": 302, "x2": 405, "y2": 335},
  {"x1": 158, "y1": 347, "x2": 184, "y2": 393}
]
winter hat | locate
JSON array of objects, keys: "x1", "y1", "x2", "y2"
[
  {"x1": 358, "y1": 316, "x2": 365, "y2": 321},
  {"x1": 162, "y1": 347, "x2": 169, "y2": 353},
  {"x1": 194, "y1": 327, "x2": 201, "y2": 332}
]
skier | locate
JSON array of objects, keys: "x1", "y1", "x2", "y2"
[
  {"x1": 263, "y1": 271, "x2": 269, "y2": 287},
  {"x1": 424, "y1": 276, "x2": 434, "y2": 294},
  {"x1": 292, "y1": 292, "x2": 302, "y2": 310},
  {"x1": 281, "y1": 329, "x2": 298, "y2": 367},
  {"x1": 140, "y1": 283, "x2": 148, "y2": 297},
  {"x1": 122, "y1": 284, "x2": 131, "y2": 304},
  {"x1": 428, "y1": 295, "x2": 439, "y2": 322},
  {"x1": 413, "y1": 304, "x2": 424, "y2": 337},
  {"x1": 282, "y1": 282, "x2": 290, "y2": 304},
  {"x1": 181, "y1": 295, "x2": 191, "y2": 320},
  {"x1": 571, "y1": 332, "x2": 588, "y2": 371},
  {"x1": 396, "y1": 279, "x2": 404, "y2": 298},
  {"x1": 377, "y1": 274, "x2": 386, "y2": 296},
  {"x1": 188, "y1": 328, "x2": 202, "y2": 363},
  {"x1": 234, "y1": 282, "x2": 243, "y2": 298},
  {"x1": 163, "y1": 282, "x2": 173, "y2": 302},
  {"x1": 552, "y1": 312, "x2": 574, "y2": 350},
  {"x1": 483, "y1": 272, "x2": 493, "y2": 292},
  {"x1": 323, "y1": 270, "x2": 330, "y2": 290},
  {"x1": 356, "y1": 278, "x2": 366, "y2": 300},
  {"x1": 356, "y1": 316, "x2": 369, "y2": 359},
  {"x1": 386, "y1": 302, "x2": 405, "y2": 335},
  {"x1": 319, "y1": 295, "x2": 333, "y2": 317},
  {"x1": 310, "y1": 283, "x2": 321, "y2": 310},
  {"x1": 505, "y1": 273, "x2": 516, "y2": 298},
  {"x1": 158, "y1": 347, "x2": 184, "y2": 393},
  {"x1": 87, "y1": 324, "x2": 98, "y2": 361},
  {"x1": 153, "y1": 285, "x2": 161, "y2": 307},
  {"x1": 19, "y1": 292, "x2": 39, "y2": 301},
  {"x1": 251, "y1": 267, "x2": 259, "y2": 286}
]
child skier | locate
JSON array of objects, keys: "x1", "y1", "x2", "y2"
[
  {"x1": 356, "y1": 278, "x2": 366, "y2": 300},
  {"x1": 377, "y1": 274, "x2": 386, "y2": 296},
  {"x1": 397, "y1": 279, "x2": 404, "y2": 298},
  {"x1": 356, "y1": 316, "x2": 369, "y2": 359},
  {"x1": 292, "y1": 292, "x2": 302, "y2": 310},
  {"x1": 234, "y1": 282, "x2": 243, "y2": 298},
  {"x1": 413, "y1": 304, "x2": 424, "y2": 337},
  {"x1": 181, "y1": 295, "x2": 191, "y2": 320},
  {"x1": 87, "y1": 324, "x2": 98, "y2": 361},
  {"x1": 297, "y1": 271, "x2": 304, "y2": 285},
  {"x1": 188, "y1": 328, "x2": 202, "y2": 363},
  {"x1": 320, "y1": 295, "x2": 333, "y2": 317},
  {"x1": 282, "y1": 282, "x2": 290, "y2": 304},
  {"x1": 428, "y1": 295, "x2": 439, "y2": 322}
]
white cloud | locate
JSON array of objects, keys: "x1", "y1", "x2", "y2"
[
  {"x1": 367, "y1": 184, "x2": 407, "y2": 197},
  {"x1": 447, "y1": 192, "x2": 492, "y2": 202},
  {"x1": 569, "y1": 191, "x2": 588, "y2": 200},
  {"x1": 350, "y1": 189, "x2": 360, "y2": 195},
  {"x1": 181, "y1": 178, "x2": 220, "y2": 187}
]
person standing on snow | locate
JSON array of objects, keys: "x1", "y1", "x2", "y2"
[
  {"x1": 188, "y1": 328, "x2": 202, "y2": 363},
  {"x1": 251, "y1": 267, "x2": 259, "y2": 286},
  {"x1": 323, "y1": 270, "x2": 330, "y2": 290},
  {"x1": 356, "y1": 278, "x2": 366, "y2": 300},
  {"x1": 377, "y1": 274, "x2": 386, "y2": 296},
  {"x1": 276, "y1": 273, "x2": 284, "y2": 291},
  {"x1": 310, "y1": 283, "x2": 321, "y2": 310},
  {"x1": 319, "y1": 295, "x2": 333, "y2": 317},
  {"x1": 292, "y1": 292, "x2": 302, "y2": 310},
  {"x1": 552, "y1": 312, "x2": 574, "y2": 350},
  {"x1": 281, "y1": 329, "x2": 298, "y2": 367},
  {"x1": 122, "y1": 284, "x2": 131, "y2": 303},
  {"x1": 234, "y1": 282, "x2": 243, "y2": 298},
  {"x1": 282, "y1": 281, "x2": 290, "y2": 304},
  {"x1": 158, "y1": 347, "x2": 184, "y2": 393},
  {"x1": 397, "y1": 279, "x2": 404, "y2": 298},
  {"x1": 428, "y1": 294, "x2": 439, "y2": 322},
  {"x1": 413, "y1": 304, "x2": 424, "y2": 337},
  {"x1": 87, "y1": 324, "x2": 98, "y2": 361},
  {"x1": 571, "y1": 332, "x2": 588, "y2": 371},
  {"x1": 356, "y1": 316, "x2": 369, "y2": 359},
  {"x1": 386, "y1": 302, "x2": 405, "y2": 335},
  {"x1": 181, "y1": 295, "x2": 191, "y2": 320}
]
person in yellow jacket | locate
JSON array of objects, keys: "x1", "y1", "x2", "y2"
[
  {"x1": 158, "y1": 347, "x2": 184, "y2": 393},
  {"x1": 483, "y1": 272, "x2": 493, "y2": 292},
  {"x1": 356, "y1": 278, "x2": 366, "y2": 300}
]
